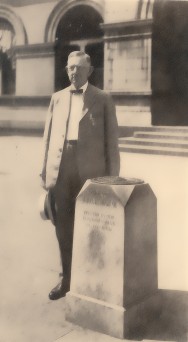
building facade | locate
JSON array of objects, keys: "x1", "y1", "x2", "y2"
[{"x1": 0, "y1": 0, "x2": 187, "y2": 132}]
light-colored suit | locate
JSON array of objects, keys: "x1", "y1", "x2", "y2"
[
  {"x1": 41, "y1": 83, "x2": 120, "y2": 189},
  {"x1": 41, "y1": 83, "x2": 120, "y2": 287}
]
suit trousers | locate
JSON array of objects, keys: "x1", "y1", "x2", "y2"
[{"x1": 52, "y1": 141, "x2": 84, "y2": 288}]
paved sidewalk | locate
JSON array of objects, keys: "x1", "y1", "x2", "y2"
[
  {"x1": 0, "y1": 135, "x2": 185, "y2": 342},
  {"x1": 0, "y1": 135, "x2": 72, "y2": 342},
  {"x1": 0, "y1": 135, "x2": 127, "y2": 342}
]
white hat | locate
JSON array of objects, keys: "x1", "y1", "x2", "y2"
[{"x1": 38, "y1": 190, "x2": 56, "y2": 226}]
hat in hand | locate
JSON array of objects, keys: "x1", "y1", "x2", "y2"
[{"x1": 39, "y1": 190, "x2": 56, "y2": 226}]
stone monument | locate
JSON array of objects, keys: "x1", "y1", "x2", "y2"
[{"x1": 66, "y1": 176, "x2": 157, "y2": 339}]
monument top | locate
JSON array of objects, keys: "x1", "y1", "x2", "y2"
[{"x1": 91, "y1": 176, "x2": 144, "y2": 185}]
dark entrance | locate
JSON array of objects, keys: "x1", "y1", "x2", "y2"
[
  {"x1": 55, "y1": 5, "x2": 104, "y2": 91},
  {"x1": 152, "y1": 0, "x2": 188, "y2": 125},
  {"x1": 0, "y1": 19, "x2": 15, "y2": 95},
  {"x1": 0, "y1": 51, "x2": 15, "y2": 94}
]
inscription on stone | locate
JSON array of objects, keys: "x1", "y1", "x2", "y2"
[
  {"x1": 83, "y1": 210, "x2": 115, "y2": 232},
  {"x1": 71, "y1": 183, "x2": 124, "y2": 305}
]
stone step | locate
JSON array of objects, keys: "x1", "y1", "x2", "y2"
[
  {"x1": 134, "y1": 126, "x2": 188, "y2": 133},
  {"x1": 119, "y1": 137, "x2": 188, "y2": 149},
  {"x1": 134, "y1": 131, "x2": 188, "y2": 140},
  {"x1": 119, "y1": 143, "x2": 188, "y2": 157},
  {"x1": 119, "y1": 125, "x2": 188, "y2": 138}
]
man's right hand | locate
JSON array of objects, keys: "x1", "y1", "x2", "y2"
[{"x1": 39, "y1": 174, "x2": 47, "y2": 190}]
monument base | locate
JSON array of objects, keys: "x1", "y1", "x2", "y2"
[
  {"x1": 66, "y1": 291, "x2": 160, "y2": 339},
  {"x1": 65, "y1": 177, "x2": 158, "y2": 339}
]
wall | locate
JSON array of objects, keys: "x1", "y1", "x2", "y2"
[
  {"x1": 12, "y1": 2, "x2": 57, "y2": 95},
  {"x1": 104, "y1": 0, "x2": 140, "y2": 23},
  {"x1": 14, "y1": 1, "x2": 57, "y2": 44},
  {"x1": 16, "y1": 55, "x2": 54, "y2": 95},
  {"x1": 120, "y1": 150, "x2": 188, "y2": 291}
]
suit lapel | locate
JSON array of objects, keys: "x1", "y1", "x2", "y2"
[
  {"x1": 58, "y1": 87, "x2": 71, "y2": 124},
  {"x1": 82, "y1": 84, "x2": 97, "y2": 118},
  {"x1": 55, "y1": 85, "x2": 97, "y2": 123}
]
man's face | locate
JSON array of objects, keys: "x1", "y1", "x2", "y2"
[{"x1": 66, "y1": 56, "x2": 93, "y2": 89}]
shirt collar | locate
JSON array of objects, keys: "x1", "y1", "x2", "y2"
[{"x1": 70, "y1": 81, "x2": 88, "y2": 93}]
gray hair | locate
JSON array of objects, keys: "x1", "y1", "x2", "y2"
[{"x1": 67, "y1": 51, "x2": 91, "y2": 65}]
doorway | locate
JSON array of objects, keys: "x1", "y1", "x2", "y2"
[
  {"x1": 0, "y1": 18, "x2": 15, "y2": 95},
  {"x1": 55, "y1": 5, "x2": 104, "y2": 91},
  {"x1": 152, "y1": 0, "x2": 188, "y2": 125}
]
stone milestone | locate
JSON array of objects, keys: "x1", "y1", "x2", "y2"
[{"x1": 66, "y1": 176, "x2": 158, "y2": 339}]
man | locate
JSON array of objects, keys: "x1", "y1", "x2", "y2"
[{"x1": 41, "y1": 51, "x2": 120, "y2": 300}]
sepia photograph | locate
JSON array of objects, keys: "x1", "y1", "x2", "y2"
[{"x1": 0, "y1": 0, "x2": 188, "y2": 341}]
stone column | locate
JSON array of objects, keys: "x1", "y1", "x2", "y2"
[
  {"x1": 66, "y1": 176, "x2": 158, "y2": 339},
  {"x1": 14, "y1": 43, "x2": 55, "y2": 96}
]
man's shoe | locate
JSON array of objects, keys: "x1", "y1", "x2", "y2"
[{"x1": 49, "y1": 281, "x2": 69, "y2": 300}]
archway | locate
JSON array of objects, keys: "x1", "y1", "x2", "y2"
[
  {"x1": 0, "y1": 5, "x2": 27, "y2": 95},
  {"x1": 54, "y1": 4, "x2": 104, "y2": 91}
]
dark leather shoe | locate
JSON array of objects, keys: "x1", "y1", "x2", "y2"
[{"x1": 49, "y1": 281, "x2": 69, "y2": 300}]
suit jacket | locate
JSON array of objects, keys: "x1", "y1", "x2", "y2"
[{"x1": 41, "y1": 83, "x2": 120, "y2": 189}]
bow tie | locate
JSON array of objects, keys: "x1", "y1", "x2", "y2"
[{"x1": 70, "y1": 89, "x2": 83, "y2": 94}]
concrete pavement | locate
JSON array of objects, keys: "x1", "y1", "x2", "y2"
[
  {"x1": 0, "y1": 135, "x2": 133, "y2": 342},
  {"x1": 0, "y1": 135, "x2": 185, "y2": 342},
  {"x1": 0, "y1": 135, "x2": 73, "y2": 342}
]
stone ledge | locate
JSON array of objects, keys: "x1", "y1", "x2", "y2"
[
  {"x1": 119, "y1": 143, "x2": 188, "y2": 158},
  {"x1": 101, "y1": 19, "x2": 152, "y2": 36},
  {"x1": 134, "y1": 131, "x2": 188, "y2": 139},
  {"x1": 0, "y1": 96, "x2": 50, "y2": 106},
  {"x1": 120, "y1": 137, "x2": 188, "y2": 149},
  {"x1": 13, "y1": 43, "x2": 55, "y2": 59}
]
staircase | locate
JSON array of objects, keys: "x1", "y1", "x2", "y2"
[{"x1": 119, "y1": 126, "x2": 188, "y2": 157}]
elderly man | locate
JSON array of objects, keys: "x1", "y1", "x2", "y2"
[{"x1": 41, "y1": 51, "x2": 120, "y2": 300}]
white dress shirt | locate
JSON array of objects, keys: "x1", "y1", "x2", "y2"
[{"x1": 66, "y1": 82, "x2": 88, "y2": 140}]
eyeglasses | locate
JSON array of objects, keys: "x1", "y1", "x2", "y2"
[{"x1": 66, "y1": 65, "x2": 88, "y2": 72}]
